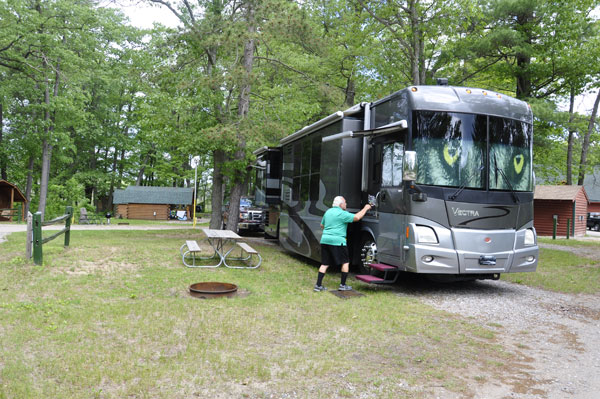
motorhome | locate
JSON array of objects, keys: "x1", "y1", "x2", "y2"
[{"x1": 254, "y1": 84, "x2": 539, "y2": 283}]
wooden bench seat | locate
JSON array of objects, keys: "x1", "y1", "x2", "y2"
[
  {"x1": 225, "y1": 241, "x2": 261, "y2": 269},
  {"x1": 236, "y1": 242, "x2": 257, "y2": 254},
  {"x1": 180, "y1": 239, "x2": 219, "y2": 267},
  {"x1": 186, "y1": 240, "x2": 201, "y2": 252}
]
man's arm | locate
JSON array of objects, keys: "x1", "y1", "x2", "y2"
[{"x1": 353, "y1": 204, "x2": 372, "y2": 222}]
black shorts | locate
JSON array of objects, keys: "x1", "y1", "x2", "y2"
[{"x1": 321, "y1": 244, "x2": 349, "y2": 266}]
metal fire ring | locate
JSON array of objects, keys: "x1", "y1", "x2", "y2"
[{"x1": 189, "y1": 282, "x2": 238, "y2": 299}]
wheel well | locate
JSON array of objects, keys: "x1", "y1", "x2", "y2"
[{"x1": 350, "y1": 231, "x2": 376, "y2": 268}]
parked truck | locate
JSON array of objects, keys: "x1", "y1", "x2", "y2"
[{"x1": 587, "y1": 213, "x2": 600, "y2": 231}]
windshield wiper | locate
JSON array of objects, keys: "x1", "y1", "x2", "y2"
[
  {"x1": 449, "y1": 163, "x2": 484, "y2": 201},
  {"x1": 449, "y1": 182, "x2": 467, "y2": 201},
  {"x1": 493, "y1": 153, "x2": 519, "y2": 204}
]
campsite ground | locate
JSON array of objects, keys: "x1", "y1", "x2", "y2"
[{"x1": 0, "y1": 223, "x2": 599, "y2": 398}]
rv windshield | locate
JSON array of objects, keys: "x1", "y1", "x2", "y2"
[
  {"x1": 413, "y1": 111, "x2": 486, "y2": 189},
  {"x1": 489, "y1": 116, "x2": 533, "y2": 192},
  {"x1": 413, "y1": 111, "x2": 533, "y2": 192}
]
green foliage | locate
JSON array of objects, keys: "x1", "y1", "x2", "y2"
[
  {"x1": 44, "y1": 178, "x2": 86, "y2": 219},
  {"x1": 1, "y1": 0, "x2": 599, "y2": 215}
]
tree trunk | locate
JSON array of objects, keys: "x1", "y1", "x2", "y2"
[
  {"x1": 136, "y1": 153, "x2": 150, "y2": 186},
  {"x1": 37, "y1": 79, "x2": 53, "y2": 220},
  {"x1": 515, "y1": 11, "x2": 533, "y2": 99},
  {"x1": 577, "y1": 89, "x2": 600, "y2": 185},
  {"x1": 38, "y1": 49, "x2": 61, "y2": 220},
  {"x1": 24, "y1": 156, "x2": 34, "y2": 217},
  {"x1": 566, "y1": 86, "x2": 576, "y2": 185},
  {"x1": 409, "y1": 0, "x2": 421, "y2": 85},
  {"x1": 210, "y1": 149, "x2": 225, "y2": 228},
  {"x1": 118, "y1": 149, "x2": 125, "y2": 189},
  {"x1": 107, "y1": 149, "x2": 118, "y2": 211},
  {"x1": 0, "y1": 102, "x2": 6, "y2": 180},
  {"x1": 344, "y1": 78, "x2": 355, "y2": 107},
  {"x1": 226, "y1": 1, "x2": 256, "y2": 232}
]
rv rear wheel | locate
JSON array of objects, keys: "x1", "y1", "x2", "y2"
[{"x1": 359, "y1": 236, "x2": 377, "y2": 274}]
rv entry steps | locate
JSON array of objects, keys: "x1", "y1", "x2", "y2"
[{"x1": 355, "y1": 263, "x2": 399, "y2": 284}]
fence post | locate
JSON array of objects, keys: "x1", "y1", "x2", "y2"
[
  {"x1": 26, "y1": 212, "x2": 33, "y2": 258},
  {"x1": 566, "y1": 219, "x2": 570, "y2": 240},
  {"x1": 33, "y1": 212, "x2": 43, "y2": 265},
  {"x1": 64, "y1": 206, "x2": 72, "y2": 247}
]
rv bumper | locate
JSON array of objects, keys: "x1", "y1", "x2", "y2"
[
  {"x1": 509, "y1": 245, "x2": 538, "y2": 273},
  {"x1": 409, "y1": 244, "x2": 460, "y2": 273},
  {"x1": 409, "y1": 244, "x2": 538, "y2": 274}
]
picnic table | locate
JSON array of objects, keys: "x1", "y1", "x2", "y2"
[{"x1": 180, "y1": 228, "x2": 261, "y2": 269}]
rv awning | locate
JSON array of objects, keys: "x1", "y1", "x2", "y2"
[{"x1": 321, "y1": 120, "x2": 408, "y2": 143}]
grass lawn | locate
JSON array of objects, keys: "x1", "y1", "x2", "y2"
[
  {"x1": 538, "y1": 236, "x2": 600, "y2": 247},
  {"x1": 0, "y1": 229, "x2": 509, "y2": 398},
  {"x1": 502, "y1": 240, "x2": 600, "y2": 294}
]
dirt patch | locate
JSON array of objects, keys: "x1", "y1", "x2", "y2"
[{"x1": 52, "y1": 260, "x2": 142, "y2": 276}]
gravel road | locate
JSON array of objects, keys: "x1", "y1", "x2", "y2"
[{"x1": 395, "y1": 242, "x2": 600, "y2": 399}]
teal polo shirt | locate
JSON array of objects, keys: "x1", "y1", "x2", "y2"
[{"x1": 320, "y1": 206, "x2": 355, "y2": 246}]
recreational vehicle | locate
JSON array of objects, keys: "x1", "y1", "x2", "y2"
[{"x1": 254, "y1": 84, "x2": 538, "y2": 283}]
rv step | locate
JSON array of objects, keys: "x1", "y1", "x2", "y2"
[
  {"x1": 369, "y1": 263, "x2": 398, "y2": 272},
  {"x1": 356, "y1": 275, "x2": 385, "y2": 283}
]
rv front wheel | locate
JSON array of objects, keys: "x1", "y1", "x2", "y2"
[{"x1": 359, "y1": 236, "x2": 377, "y2": 274}]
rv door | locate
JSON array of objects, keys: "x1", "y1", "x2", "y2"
[{"x1": 373, "y1": 141, "x2": 406, "y2": 265}]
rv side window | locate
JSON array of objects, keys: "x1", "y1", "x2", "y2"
[{"x1": 382, "y1": 142, "x2": 404, "y2": 186}]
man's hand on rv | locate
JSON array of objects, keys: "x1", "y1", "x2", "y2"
[{"x1": 367, "y1": 194, "x2": 377, "y2": 207}]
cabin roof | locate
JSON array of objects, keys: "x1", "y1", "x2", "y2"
[
  {"x1": 0, "y1": 180, "x2": 27, "y2": 202},
  {"x1": 113, "y1": 186, "x2": 194, "y2": 205},
  {"x1": 534, "y1": 185, "x2": 588, "y2": 202}
]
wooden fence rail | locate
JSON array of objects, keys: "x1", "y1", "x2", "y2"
[
  {"x1": 0, "y1": 207, "x2": 22, "y2": 222},
  {"x1": 29, "y1": 206, "x2": 73, "y2": 265}
]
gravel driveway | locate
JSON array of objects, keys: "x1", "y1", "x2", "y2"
[{"x1": 395, "y1": 242, "x2": 600, "y2": 398}]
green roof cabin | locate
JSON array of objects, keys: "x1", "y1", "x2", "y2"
[{"x1": 113, "y1": 186, "x2": 194, "y2": 220}]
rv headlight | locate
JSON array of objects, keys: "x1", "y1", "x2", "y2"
[
  {"x1": 524, "y1": 228, "x2": 535, "y2": 246},
  {"x1": 415, "y1": 225, "x2": 438, "y2": 244}
]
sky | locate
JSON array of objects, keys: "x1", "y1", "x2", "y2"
[{"x1": 101, "y1": 0, "x2": 180, "y2": 29}]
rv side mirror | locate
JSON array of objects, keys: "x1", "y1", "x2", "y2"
[{"x1": 403, "y1": 151, "x2": 417, "y2": 181}]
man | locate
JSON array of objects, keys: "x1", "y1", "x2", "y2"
[{"x1": 314, "y1": 196, "x2": 372, "y2": 292}]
